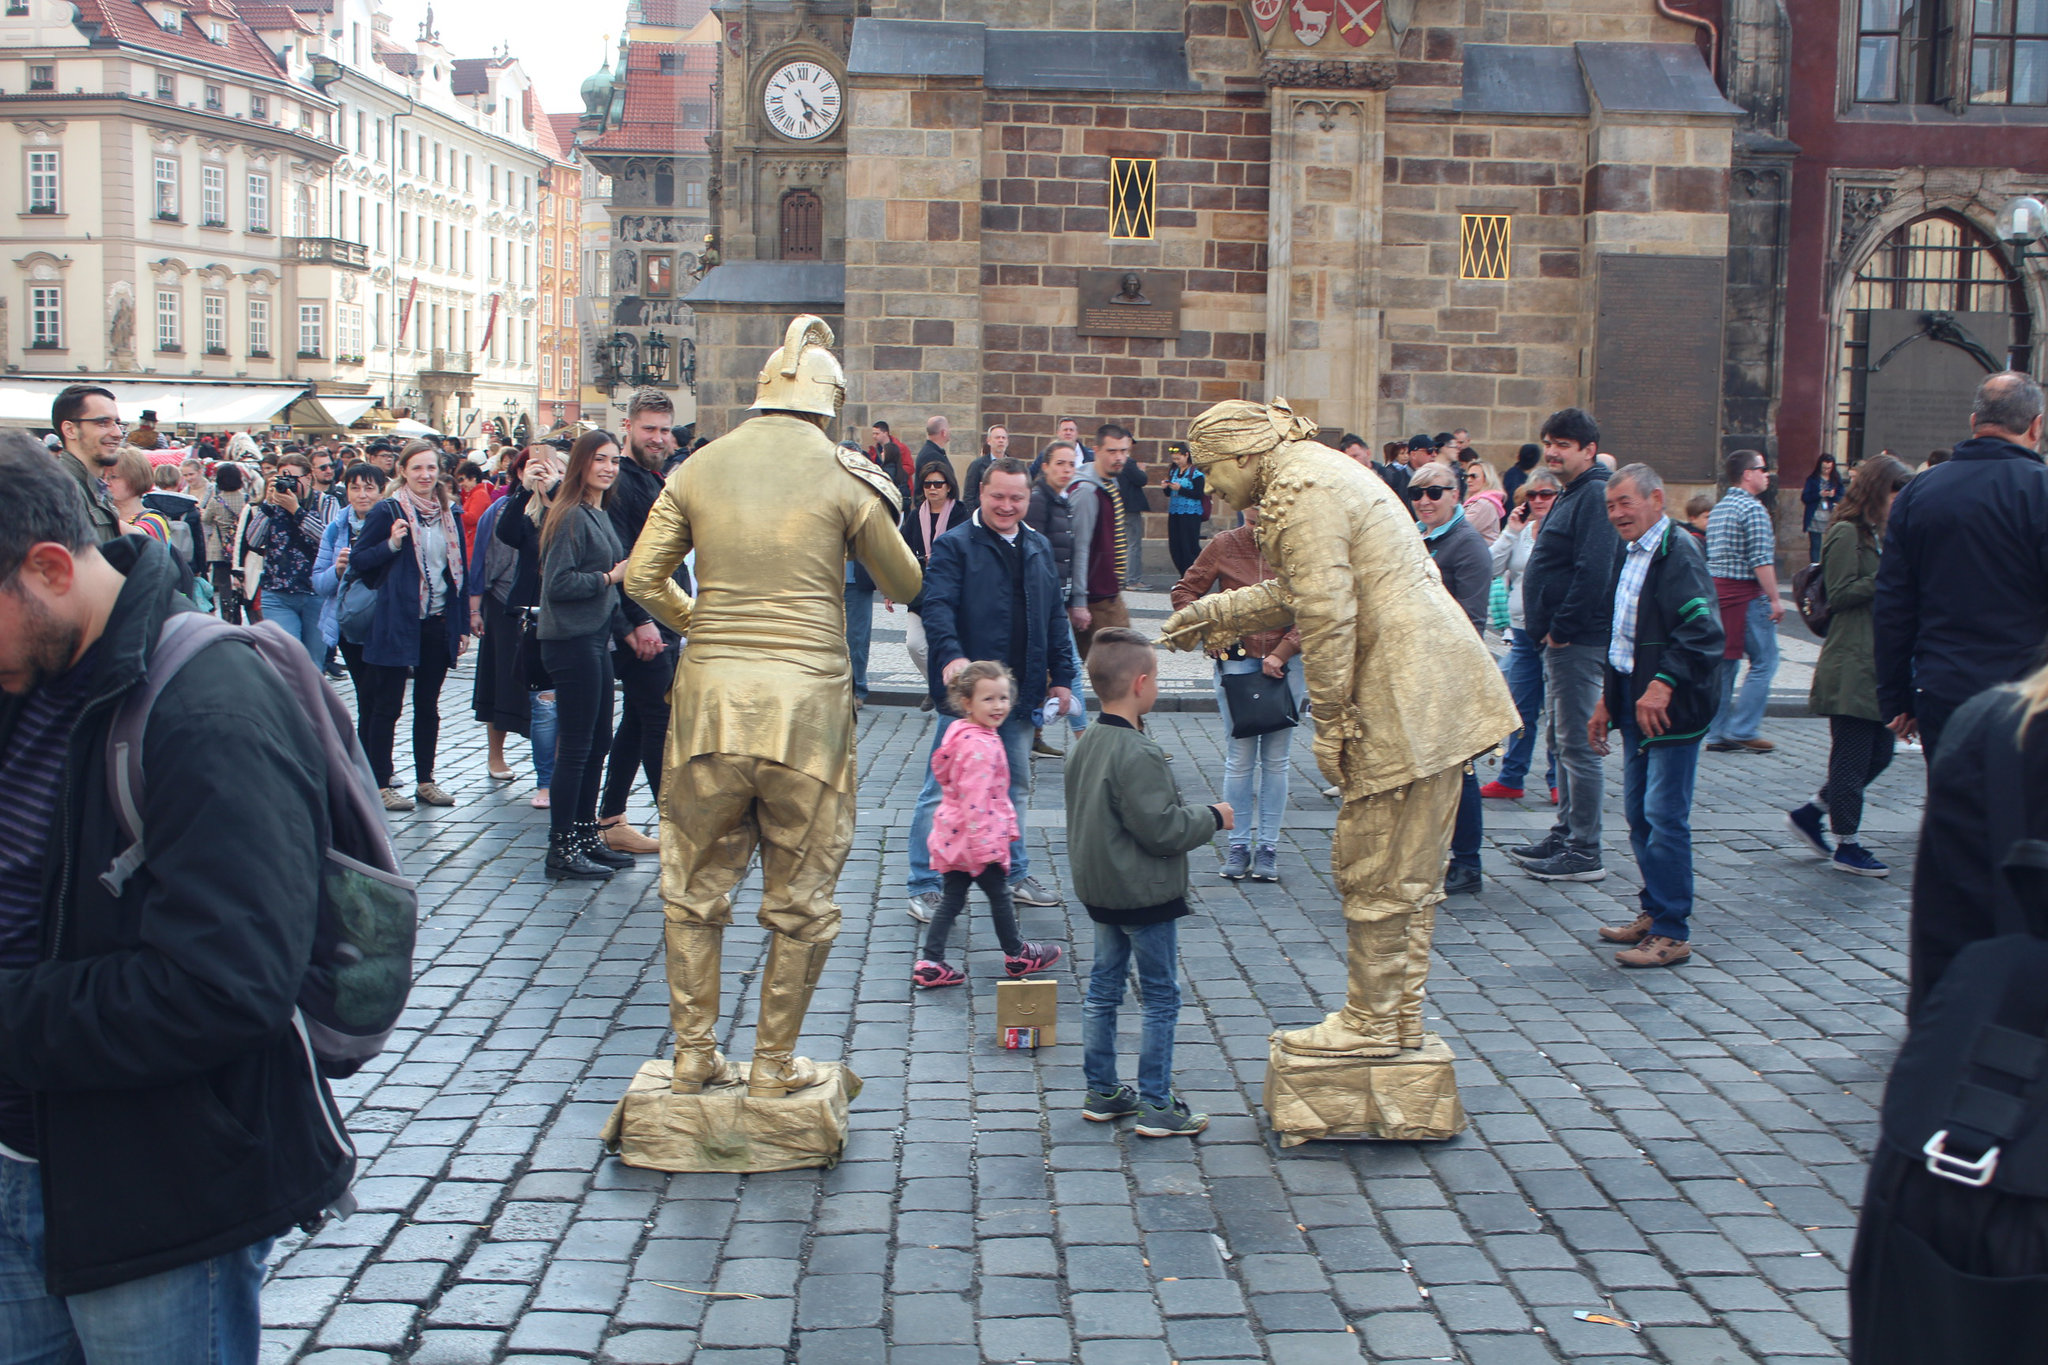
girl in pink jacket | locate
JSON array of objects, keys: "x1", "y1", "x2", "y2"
[{"x1": 914, "y1": 661, "x2": 1063, "y2": 989}]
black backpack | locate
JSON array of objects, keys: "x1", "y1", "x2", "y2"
[{"x1": 1792, "y1": 560, "x2": 1830, "y2": 638}]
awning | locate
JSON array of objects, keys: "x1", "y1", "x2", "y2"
[
  {"x1": 320, "y1": 397, "x2": 378, "y2": 426},
  {"x1": 0, "y1": 379, "x2": 307, "y2": 429},
  {"x1": 283, "y1": 395, "x2": 379, "y2": 430},
  {"x1": 394, "y1": 417, "x2": 442, "y2": 438}
]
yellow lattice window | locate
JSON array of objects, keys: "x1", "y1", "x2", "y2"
[
  {"x1": 1460, "y1": 214, "x2": 1511, "y2": 280},
  {"x1": 1110, "y1": 158, "x2": 1157, "y2": 240}
]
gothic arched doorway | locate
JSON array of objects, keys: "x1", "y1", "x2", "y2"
[
  {"x1": 780, "y1": 189, "x2": 822, "y2": 261},
  {"x1": 1835, "y1": 212, "x2": 2032, "y2": 464}
]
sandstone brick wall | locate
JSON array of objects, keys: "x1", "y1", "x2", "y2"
[{"x1": 976, "y1": 93, "x2": 1271, "y2": 467}]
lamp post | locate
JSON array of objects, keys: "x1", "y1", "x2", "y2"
[
  {"x1": 642, "y1": 328, "x2": 670, "y2": 386},
  {"x1": 1998, "y1": 196, "x2": 2048, "y2": 266},
  {"x1": 605, "y1": 331, "x2": 631, "y2": 394}
]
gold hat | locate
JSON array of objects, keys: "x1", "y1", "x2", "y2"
[{"x1": 751, "y1": 315, "x2": 846, "y2": 418}]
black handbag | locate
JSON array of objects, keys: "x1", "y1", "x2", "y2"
[
  {"x1": 515, "y1": 607, "x2": 552, "y2": 689},
  {"x1": 1220, "y1": 668, "x2": 1299, "y2": 739},
  {"x1": 1851, "y1": 703, "x2": 2048, "y2": 1363}
]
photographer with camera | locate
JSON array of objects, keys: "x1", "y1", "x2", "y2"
[{"x1": 246, "y1": 453, "x2": 330, "y2": 663}]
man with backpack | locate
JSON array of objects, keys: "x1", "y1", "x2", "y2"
[{"x1": 0, "y1": 432, "x2": 355, "y2": 1359}]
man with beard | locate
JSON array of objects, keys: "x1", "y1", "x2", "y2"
[
  {"x1": 596, "y1": 388, "x2": 686, "y2": 856},
  {"x1": 48, "y1": 385, "x2": 123, "y2": 543}
]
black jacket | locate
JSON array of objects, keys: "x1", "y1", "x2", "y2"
[
  {"x1": 915, "y1": 440, "x2": 949, "y2": 484},
  {"x1": 900, "y1": 498, "x2": 970, "y2": 566},
  {"x1": 1600, "y1": 519, "x2": 1724, "y2": 748},
  {"x1": 492, "y1": 484, "x2": 546, "y2": 610},
  {"x1": 919, "y1": 513, "x2": 1078, "y2": 715},
  {"x1": 1523, "y1": 463, "x2": 1618, "y2": 647},
  {"x1": 0, "y1": 538, "x2": 352, "y2": 1295},
  {"x1": 606, "y1": 455, "x2": 689, "y2": 639},
  {"x1": 962, "y1": 452, "x2": 994, "y2": 510},
  {"x1": 1874, "y1": 435, "x2": 2048, "y2": 717},
  {"x1": 1025, "y1": 480, "x2": 1077, "y2": 591},
  {"x1": 1423, "y1": 513, "x2": 1491, "y2": 633}
]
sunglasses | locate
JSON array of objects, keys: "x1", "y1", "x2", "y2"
[
  {"x1": 1415, "y1": 485, "x2": 1457, "y2": 501},
  {"x1": 922, "y1": 481, "x2": 949, "y2": 490},
  {"x1": 1528, "y1": 489, "x2": 1559, "y2": 499}
]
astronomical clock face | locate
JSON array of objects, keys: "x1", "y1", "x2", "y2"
[{"x1": 763, "y1": 61, "x2": 842, "y2": 141}]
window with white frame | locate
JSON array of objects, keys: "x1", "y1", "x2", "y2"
[
  {"x1": 8, "y1": 0, "x2": 32, "y2": 16},
  {"x1": 29, "y1": 286, "x2": 61, "y2": 347},
  {"x1": 28, "y1": 64, "x2": 53, "y2": 90},
  {"x1": 686, "y1": 180, "x2": 704, "y2": 208},
  {"x1": 250, "y1": 93, "x2": 267, "y2": 120},
  {"x1": 298, "y1": 303, "x2": 322, "y2": 357},
  {"x1": 248, "y1": 298, "x2": 270, "y2": 355},
  {"x1": 541, "y1": 354, "x2": 554, "y2": 389},
  {"x1": 28, "y1": 151, "x2": 58, "y2": 213},
  {"x1": 156, "y1": 71, "x2": 175, "y2": 99},
  {"x1": 541, "y1": 292, "x2": 553, "y2": 325},
  {"x1": 247, "y1": 172, "x2": 269, "y2": 232},
  {"x1": 202, "y1": 293, "x2": 225, "y2": 352},
  {"x1": 542, "y1": 236, "x2": 554, "y2": 267},
  {"x1": 562, "y1": 353, "x2": 574, "y2": 388},
  {"x1": 154, "y1": 157, "x2": 179, "y2": 219},
  {"x1": 204, "y1": 83, "x2": 223, "y2": 110},
  {"x1": 157, "y1": 289, "x2": 181, "y2": 351},
  {"x1": 340, "y1": 305, "x2": 363, "y2": 359},
  {"x1": 202, "y1": 165, "x2": 225, "y2": 226}
]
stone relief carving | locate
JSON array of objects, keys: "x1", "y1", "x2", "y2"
[
  {"x1": 108, "y1": 282, "x2": 135, "y2": 355},
  {"x1": 1261, "y1": 58, "x2": 1397, "y2": 90},
  {"x1": 1836, "y1": 186, "x2": 1897, "y2": 258},
  {"x1": 1291, "y1": 97, "x2": 1368, "y2": 132},
  {"x1": 613, "y1": 247, "x2": 639, "y2": 295}
]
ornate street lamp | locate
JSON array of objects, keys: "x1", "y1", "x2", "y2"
[
  {"x1": 1998, "y1": 195, "x2": 2048, "y2": 266},
  {"x1": 642, "y1": 329, "x2": 670, "y2": 386},
  {"x1": 604, "y1": 331, "x2": 632, "y2": 394}
]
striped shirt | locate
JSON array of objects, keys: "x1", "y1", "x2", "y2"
[
  {"x1": 1705, "y1": 486, "x2": 1774, "y2": 581},
  {"x1": 0, "y1": 642, "x2": 103, "y2": 1159},
  {"x1": 1609, "y1": 517, "x2": 1671, "y2": 675}
]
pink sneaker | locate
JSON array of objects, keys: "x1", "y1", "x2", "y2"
[
  {"x1": 530, "y1": 788, "x2": 551, "y2": 809},
  {"x1": 913, "y1": 959, "x2": 964, "y2": 990},
  {"x1": 1004, "y1": 942, "x2": 1063, "y2": 977}
]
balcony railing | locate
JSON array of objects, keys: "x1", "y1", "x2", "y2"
[
  {"x1": 290, "y1": 237, "x2": 369, "y2": 269},
  {"x1": 426, "y1": 349, "x2": 473, "y2": 372}
]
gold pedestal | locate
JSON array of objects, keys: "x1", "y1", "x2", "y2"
[
  {"x1": 1264, "y1": 1032, "x2": 1467, "y2": 1146},
  {"x1": 599, "y1": 1058, "x2": 862, "y2": 1172}
]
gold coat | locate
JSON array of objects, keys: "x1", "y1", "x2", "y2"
[
  {"x1": 624, "y1": 413, "x2": 924, "y2": 794},
  {"x1": 1168, "y1": 439, "x2": 1520, "y2": 798}
]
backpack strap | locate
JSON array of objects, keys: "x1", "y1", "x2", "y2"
[
  {"x1": 1985, "y1": 693, "x2": 2041, "y2": 940},
  {"x1": 100, "y1": 612, "x2": 244, "y2": 897}
]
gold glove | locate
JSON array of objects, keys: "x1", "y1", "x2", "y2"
[
  {"x1": 1161, "y1": 604, "x2": 1238, "y2": 656},
  {"x1": 1314, "y1": 729, "x2": 1346, "y2": 790}
]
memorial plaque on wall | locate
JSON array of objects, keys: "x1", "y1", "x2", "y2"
[
  {"x1": 1861, "y1": 309, "x2": 2007, "y2": 462},
  {"x1": 1075, "y1": 269, "x2": 1182, "y2": 339},
  {"x1": 1592, "y1": 255, "x2": 1727, "y2": 483}
]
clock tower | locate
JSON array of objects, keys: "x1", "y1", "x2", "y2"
[{"x1": 686, "y1": 0, "x2": 855, "y2": 433}]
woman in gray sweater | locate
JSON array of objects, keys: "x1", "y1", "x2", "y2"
[{"x1": 538, "y1": 431, "x2": 634, "y2": 880}]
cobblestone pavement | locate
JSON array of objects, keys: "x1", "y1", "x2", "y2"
[{"x1": 268, "y1": 662, "x2": 1918, "y2": 1364}]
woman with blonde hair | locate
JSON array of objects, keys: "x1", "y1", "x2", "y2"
[{"x1": 1461, "y1": 455, "x2": 1507, "y2": 542}]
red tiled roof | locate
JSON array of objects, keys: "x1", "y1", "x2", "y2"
[
  {"x1": 450, "y1": 56, "x2": 491, "y2": 95},
  {"x1": 581, "y1": 40, "x2": 715, "y2": 154},
  {"x1": 633, "y1": 0, "x2": 713, "y2": 28},
  {"x1": 236, "y1": 3, "x2": 314, "y2": 33},
  {"x1": 71, "y1": 0, "x2": 289, "y2": 81},
  {"x1": 545, "y1": 112, "x2": 582, "y2": 156}
]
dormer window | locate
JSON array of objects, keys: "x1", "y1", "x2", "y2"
[
  {"x1": 208, "y1": 20, "x2": 224, "y2": 42},
  {"x1": 28, "y1": 64, "x2": 54, "y2": 90},
  {"x1": 156, "y1": 72, "x2": 175, "y2": 100},
  {"x1": 250, "y1": 93, "x2": 268, "y2": 118},
  {"x1": 204, "y1": 83, "x2": 223, "y2": 110}
]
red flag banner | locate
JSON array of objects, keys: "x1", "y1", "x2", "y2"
[
  {"x1": 480, "y1": 293, "x2": 502, "y2": 354},
  {"x1": 397, "y1": 277, "x2": 418, "y2": 343}
]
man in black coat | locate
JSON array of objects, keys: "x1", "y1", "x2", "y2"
[
  {"x1": 915, "y1": 414, "x2": 951, "y2": 485},
  {"x1": 0, "y1": 434, "x2": 350, "y2": 1350},
  {"x1": 1513, "y1": 408, "x2": 1620, "y2": 883},
  {"x1": 1874, "y1": 370, "x2": 2048, "y2": 760},
  {"x1": 1588, "y1": 464, "x2": 1723, "y2": 968}
]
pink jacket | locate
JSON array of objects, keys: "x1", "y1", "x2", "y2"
[{"x1": 926, "y1": 721, "x2": 1018, "y2": 875}]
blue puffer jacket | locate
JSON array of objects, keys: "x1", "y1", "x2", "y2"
[
  {"x1": 349, "y1": 497, "x2": 470, "y2": 668},
  {"x1": 918, "y1": 511, "x2": 1079, "y2": 716}
]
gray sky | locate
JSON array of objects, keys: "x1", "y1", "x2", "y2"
[{"x1": 385, "y1": 0, "x2": 616, "y2": 118}]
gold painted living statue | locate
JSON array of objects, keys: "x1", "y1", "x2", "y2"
[
  {"x1": 1162, "y1": 399, "x2": 1519, "y2": 1138},
  {"x1": 621, "y1": 314, "x2": 923, "y2": 1112}
]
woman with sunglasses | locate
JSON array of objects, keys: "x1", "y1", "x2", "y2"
[
  {"x1": 900, "y1": 460, "x2": 970, "y2": 711},
  {"x1": 1483, "y1": 471, "x2": 1563, "y2": 804},
  {"x1": 1412, "y1": 462, "x2": 1495, "y2": 895}
]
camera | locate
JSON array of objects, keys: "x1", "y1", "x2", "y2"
[{"x1": 275, "y1": 473, "x2": 302, "y2": 494}]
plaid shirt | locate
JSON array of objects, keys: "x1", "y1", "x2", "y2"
[
  {"x1": 1705, "y1": 486, "x2": 1773, "y2": 581},
  {"x1": 1609, "y1": 517, "x2": 1670, "y2": 675}
]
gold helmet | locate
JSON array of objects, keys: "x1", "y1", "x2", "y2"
[{"x1": 751, "y1": 314, "x2": 846, "y2": 418}]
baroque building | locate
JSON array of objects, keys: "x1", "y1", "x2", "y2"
[{"x1": 538, "y1": 111, "x2": 583, "y2": 430}]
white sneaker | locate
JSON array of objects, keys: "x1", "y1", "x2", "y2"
[{"x1": 906, "y1": 892, "x2": 938, "y2": 923}]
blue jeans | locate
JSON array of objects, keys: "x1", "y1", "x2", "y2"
[
  {"x1": 530, "y1": 689, "x2": 558, "y2": 788},
  {"x1": 1064, "y1": 625, "x2": 1089, "y2": 735},
  {"x1": 260, "y1": 589, "x2": 325, "y2": 666},
  {"x1": 1451, "y1": 765, "x2": 1482, "y2": 871},
  {"x1": 1498, "y1": 628, "x2": 1556, "y2": 791},
  {"x1": 844, "y1": 580, "x2": 875, "y2": 699},
  {"x1": 1082, "y1": 918, "x2": 1181, "y2": 1110},
  {"x1": 1706, "y1": 595, "x2": 1779, "y2": 743},
  {"x1": 1618, "y1": 716, "x2": 1701, "y2": 941},
  {"x1": 0, "y1": 1157, "x2": 270, "y2": 1365},
  {"x1": 1214, "y1": 657, "x2": 1303, "y2": 847},
  {"x1": 907, "y1": 711, "x2": 1033, "y2": 896}
]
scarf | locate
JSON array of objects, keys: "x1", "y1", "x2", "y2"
[
  {"x1": 394, "y1": 486, "x2": 462, "y2": 617},
  {"x1": 1100, "y1": 475, "x2": 1130, "y2": 583},
  {"x1": 918, "y1": 498, "x2": 955, "y2": 557}
]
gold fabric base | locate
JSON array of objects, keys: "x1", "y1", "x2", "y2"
[
  {"x1": 1264, "y1": 1032, "x2": 1467, "y2": 1146},
  {"x1": 600, "y1": 1058, "x2": 863, "y2": 1172}
]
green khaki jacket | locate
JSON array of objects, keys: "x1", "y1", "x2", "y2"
[
  {"x1": 1063, "y1": 716, "x2": 1221, "y2": 914},
  {"x1": 1809, "y1": 518, "x2": 1881, "y2": 722},
  {"x1": 60, "y1": 449, "x2": 121, "y2": 543}
]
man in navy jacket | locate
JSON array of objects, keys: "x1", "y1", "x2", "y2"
[
  {"x1": 903, "y1": 458, "x2": 1078, "y2": 921},
  {"x1": 1873, "y1": 371, "x2": 2048, "y2": 760}
]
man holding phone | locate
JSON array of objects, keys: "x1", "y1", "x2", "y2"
[{"x1": 1587, "y1": 464, "x2": 1723, "y2": 968}]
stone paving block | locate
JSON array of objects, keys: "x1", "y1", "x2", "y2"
[
  {"x1": 406, "y1": 1331, "x2": 503, "y2": 1364},
  {"x1": 597, "y1": 1329, "x2": 697, "y2": 1363}
]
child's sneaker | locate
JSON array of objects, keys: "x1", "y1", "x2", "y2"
[
  {"x1": 912, "y1": 959, "x2": 964, "y2": 990},
  {"x1": 1134, "y1": 1094, "x2": 1209, "y2": 1138},
  {"x1": 1004, "y1": 941, "x2": 1063, "y2": 977},
  {"x1": 1081, "y1": 1085, "x2": 1141, "y2": 1123}
]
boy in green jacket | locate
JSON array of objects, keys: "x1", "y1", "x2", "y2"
[{"x1": 1064, "y1": 628, "x2": 1234, "y2": 1136}]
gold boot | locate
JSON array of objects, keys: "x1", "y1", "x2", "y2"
[
  {"x1": 666, "y1": 921, "x2": 742, "y2": 1093},
  {"x1": 747, "y1": 933, "x2": 832, "y2": 1098},
  {"x1": 1277, "y1": 917, "x2": 1409, "y2": 1057},
  {"x1": 1396, "y1": 903, "x2": 1436, "y2": 1052}
]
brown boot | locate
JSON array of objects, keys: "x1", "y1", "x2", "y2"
[
  {"x1": 748, "y1": 933, "x2": 833, "y2": 1098},
  {"x1": 1598, "y1": 913, "x2": 1653, "y2": 944},
  {"x1": 600, "y1": 817, "x2": 661, "y2": 855},
  {"x1": 666, "y1": 922, "x2": 742, "y2": 1093},
  {"x1": 1615, "y1": 935, "x2": 1692, "y2": 968},
  {"x1": 1277, "y1": 918, "x2": 1408, "y2": 1058}
]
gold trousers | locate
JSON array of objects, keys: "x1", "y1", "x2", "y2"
[
  {"x1": 660, "y1": 753, "x2": 853, "y2": 944},
  {"x1": 1332, "y1": 763, "x2": 1463, "y2": 924}
]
